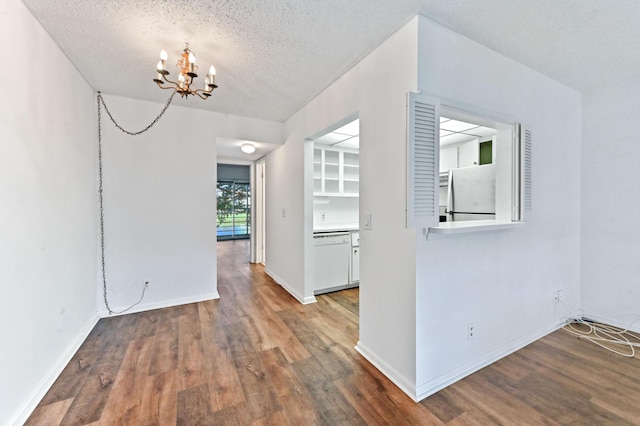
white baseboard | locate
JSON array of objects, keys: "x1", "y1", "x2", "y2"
[
  {"x1": 98, "y1": 291, "x2": 220, "y2": 318},
  {"x1": 264, "y1": 267, "x2": 316, "y2": 305},
  {"x1": 354, "y1": 341, "x2": 417, "y2": 401},
  {"x1": 580, "y1": 313, "x2": 640, "y2": 334},
  {"x1": 10, "y1": 313, "x2": 100, "y2": 426},
  {"x1": 355, "y1": 323, "x2": 563, "y2": 404},
  {"x1": 415, "y1": 323, "x2": 562, "y2": 401}
]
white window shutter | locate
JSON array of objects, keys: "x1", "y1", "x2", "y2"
[
  {"x1": 513, "y1": 124, "x2": 532, "y2": 221},
  {"x1": 523, "y1": 127, "x2": 532, "y2": 213},
  {"x1": 407, "y1": 92, "x2": 440, "y2": 229}
]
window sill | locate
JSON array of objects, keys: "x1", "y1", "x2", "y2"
[{"x1": 427, "y1": 220, "x2": 524, "y2": 238}]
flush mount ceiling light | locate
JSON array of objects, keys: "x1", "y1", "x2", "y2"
[
  {"x1": 241, "y1": 143, "x2": 256, "y2": 154},
  {"x1": 154, "y1": 43, "x2": 217, "y2": 99}
]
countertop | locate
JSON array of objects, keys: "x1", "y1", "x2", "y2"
[{"x1": 313, "y1": 223, "x2": 359, "y2": 233}]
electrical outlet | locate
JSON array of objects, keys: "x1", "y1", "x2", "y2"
[
  {"x1": 467, "y1": 324, "x2": 475, "y2": 340},
  {"x1": 553, "y1": 289, "x2": 562, "y2": 304},
  {"x1": 321, "y1": 211, "x2": 326, "y2": 222}
]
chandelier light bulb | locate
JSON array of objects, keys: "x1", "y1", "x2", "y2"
[
  {"x1": 156, "y1": 60, "x2": 164, "y2": 71},
  {"x1": 188, "y1": 52, "x2": 196, "y2": 64},
  {"x1": 241, "y1": 143, "x2": 256, "y2": 154},
  {"x1": 207, "y1": 65, "x2": 217, "y2": 86},
  {"x1": 160, "y1": 50, "x2": 168, "y2": 61}
]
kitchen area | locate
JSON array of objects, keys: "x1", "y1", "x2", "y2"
[
  {"x1": 308, "y1": 115, "x2": 498, "y2": 295},
  {"x1": 311, "y1": 119, "x2": 360, "y2": 295},
  {"x1": 439, "y1": 115, "x2": 498, "y2": 222}
]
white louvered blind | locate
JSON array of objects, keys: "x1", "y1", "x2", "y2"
[
  {"x1": 513, "y1": 124, "x2": 532, "y2": 221},
  {"x1": 407, "y1": 92, "x2": 440, "y2": 229},
  {"x1": 523, "y1": 128, "x2": 532, "y2": 212}
]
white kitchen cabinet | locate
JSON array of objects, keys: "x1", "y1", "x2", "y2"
[
  {"x1": 313, "y1": 147, "x2": 359, "y2": 197},
  {"x1": 313, "y1": 232, "x2": 351, "y2": 295}
]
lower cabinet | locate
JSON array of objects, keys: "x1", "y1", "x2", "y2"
[{"x1": 313, "y1": 230, "x2": 359, "y2": 295}]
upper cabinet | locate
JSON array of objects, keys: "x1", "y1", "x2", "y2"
[{"x1": 314, "y1": 147, "x2": 359, "y2": 197}]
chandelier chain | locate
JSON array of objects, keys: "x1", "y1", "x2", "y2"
[
  {"x1": 97, "y1": 91, "x2": 175, "y2": 315},
  {"x1": 98, "y1": 91, "x2": 176, "y2": 135}
]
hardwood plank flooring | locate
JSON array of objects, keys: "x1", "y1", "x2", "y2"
[{"x1": 27, "y1": 239, "x2": 640, "y2": 425}]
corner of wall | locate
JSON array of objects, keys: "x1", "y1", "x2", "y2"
[{"x1": 9, "y1": 314, "x2": 99, "y2": 426}]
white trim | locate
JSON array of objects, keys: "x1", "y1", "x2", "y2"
[
  {"x1": 354, "y1": 341, "x2": 418, "y2": 401},
  {"x1": 264, "y1": 267, "x2": 317, "y2": 305},
  {"x1": 415, "y1": 323, "x2": 561, "y2": 401},
  {"x1": 580, "y1": 313, "x2": 640, "y2": 334},
  {"x1": 10, "y1": 313, "x2": 100, "y2": 426},
  {"x1": 427, "y1": 220, "x2": 524, "y2": 238},
  {"x1": 97, "y1": 291, "x2": 220, "y2": 318}
]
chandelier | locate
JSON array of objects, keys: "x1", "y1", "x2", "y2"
[{"x1": 154, "y1": 44, "x2": 217, "y2": 99}]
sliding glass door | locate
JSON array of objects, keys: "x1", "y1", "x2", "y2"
[{"x1": 217, "y1": 180, "x2": 251, "y2": 240}]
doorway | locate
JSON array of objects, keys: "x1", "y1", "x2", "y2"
[
  {"x1": 217, "y1": 164, "x2": 251, "y2": 241},
  {"x1": 254, "y1": 158, "x2": 266, "y2": 264}
]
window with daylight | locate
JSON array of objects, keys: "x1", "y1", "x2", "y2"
[{"x1": 217, "y1": 164, "x2": 251, "y2": 240}]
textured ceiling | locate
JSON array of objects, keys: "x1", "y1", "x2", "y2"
[{"x1": 21, "y1": 0, "x2": 640, "y2": 124}]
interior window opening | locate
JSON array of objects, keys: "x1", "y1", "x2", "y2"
[{"x1": 439, "y1": 110, "x2": 512, "y2": 223}]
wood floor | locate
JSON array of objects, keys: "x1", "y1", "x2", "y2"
[{"x1": 27, "y1": 240, "x2": 640, "y2": 425}]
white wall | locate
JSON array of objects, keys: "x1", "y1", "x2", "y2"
[
  {"x1": 266, "y1": 17, "x2": 421, "y2": 392},
  {"x1": 98, "y1": 95, "x2": 218, "y2": 314},
  {"x1": 265, "y1": 13, "x2": 583, "y2": 404},
  {"x1": 0, "y1": 0, "x2": 99, "y2": 423},
  {"x1": 313, "y1": 196, "x2": 359, "y2": 227},
  {"x1": 264, "y1": 131, "x2": 311, "y2": 302},
  {"x1": 98, "y1": 94, "x2": 283, "y2": 316},
  {"x1": 414, "y1": 17, "x2": 582, "y2": 398},
  {"x1": 581, "y1": 76, "x2": 640, "y2": 331}
]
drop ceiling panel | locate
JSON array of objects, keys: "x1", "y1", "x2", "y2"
[
  {"x1": 314, "y1": 133, "x2": 352, "y2": 146},
  {"x1": 335, "y1": 136, "x2": 359, "y2": 150},
  {"x1": 441, "y1": 133, "x2": 479, "y2": 146},
  {"x1": 441, "y1": 119, "x2": 479, "y2": 133}
]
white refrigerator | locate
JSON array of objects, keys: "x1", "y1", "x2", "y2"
[{"x1": 446, "y1": 164, "x2": 496, "y2": 221}]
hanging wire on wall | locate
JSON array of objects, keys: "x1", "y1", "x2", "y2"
[{"x1": 97, "y1": 91, "x2": 175, "y2": 315}]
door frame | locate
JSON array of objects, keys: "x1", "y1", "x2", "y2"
[{"x1": 253, "y1": 158, "x2": 266, "y2": 264}]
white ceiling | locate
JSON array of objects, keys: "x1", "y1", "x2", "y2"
[
  {"x1": 440, "y1": 118, "x2": 495, "y2": 146},
  {"x1": 21, "y1": 0, "x2": 640, "y2": 125},
  {"x1": 314, "y1": 119, "x2": 360, "y2": 150},
  {"x1": 216, "y1": 138, "x2": 282, "y2": 162}
]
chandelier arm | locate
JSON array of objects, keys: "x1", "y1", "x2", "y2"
[
  {"x1": 155, "y1": 82, "x2": 179, "y2": 91},
  {"x1": 161, "y1": 74, "x2": 181, "y2": 87},
  {"x1": 192, "y1": 91, "x2": 209, "y2": 100},
  {"x1": 191, "y1": 87, "x2": 214, "y2": 97}
]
